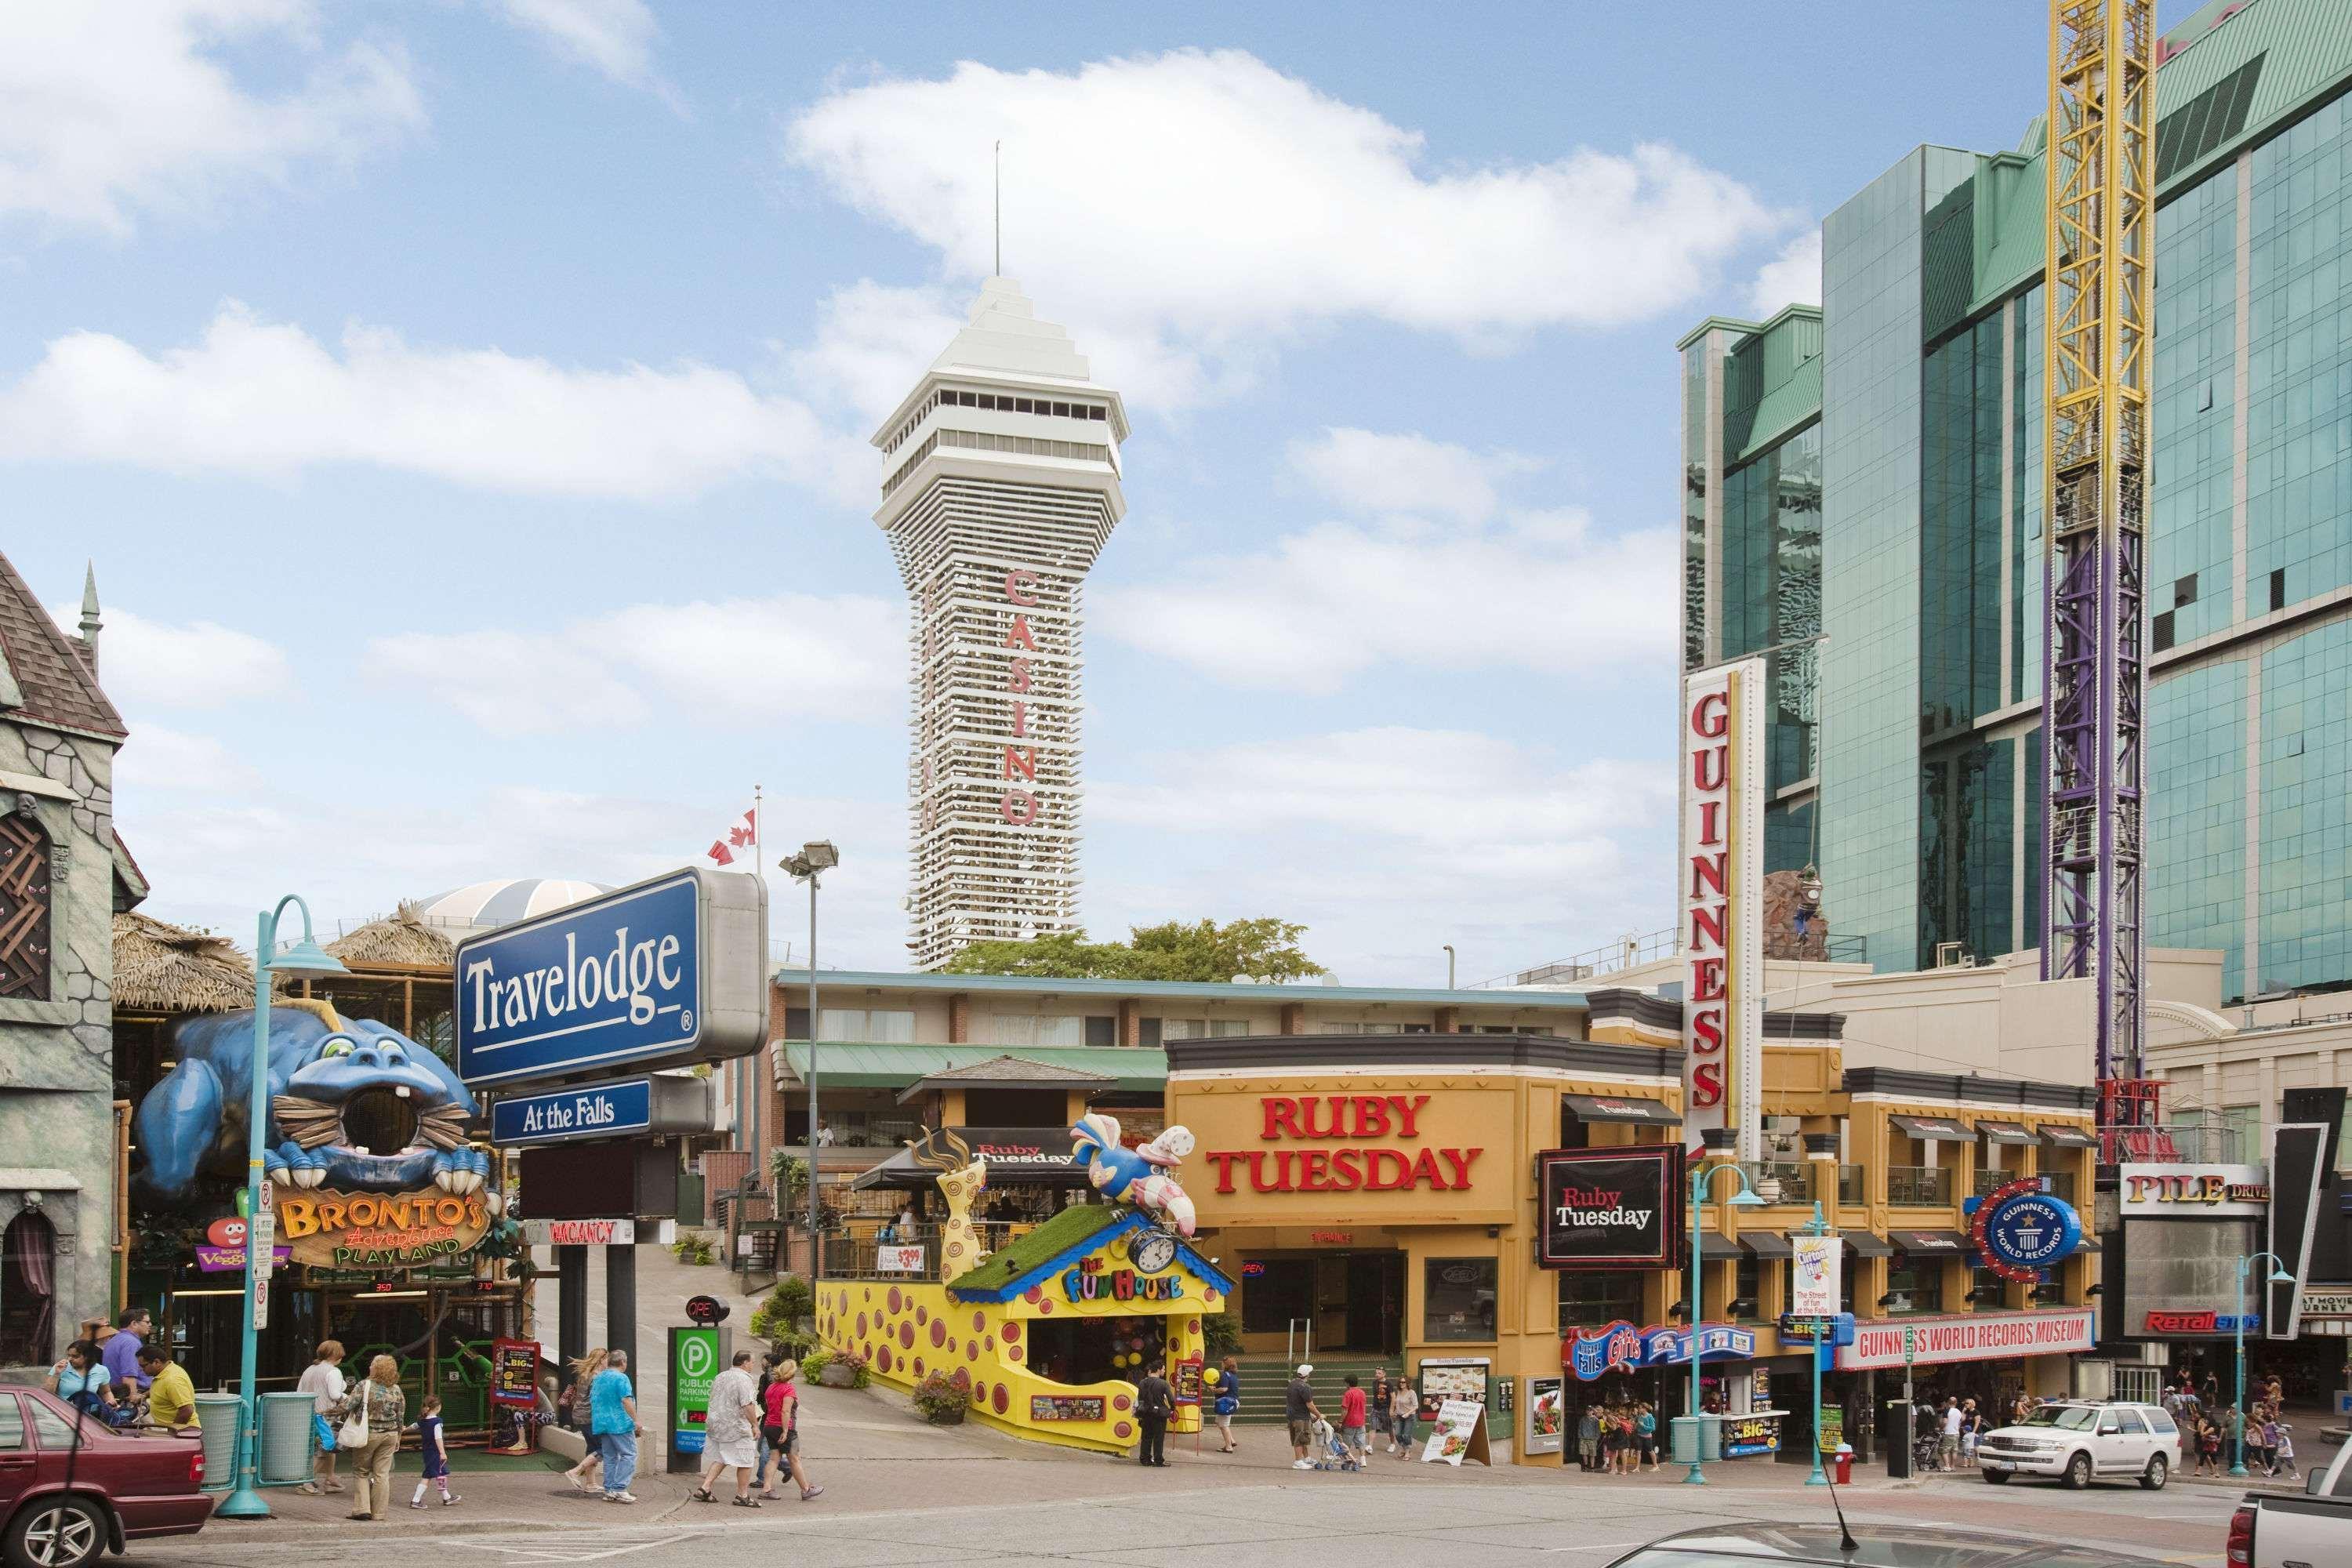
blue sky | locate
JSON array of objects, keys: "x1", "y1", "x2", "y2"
[{"x1": 2, "y1": 2, "x2": 2159, "y2": 982}]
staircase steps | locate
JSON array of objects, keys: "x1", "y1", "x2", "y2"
[{"x1": 1224, "y1": 1356, "x2": 1399, "y2": 1425}]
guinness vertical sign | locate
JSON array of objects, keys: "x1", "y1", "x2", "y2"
[{"x1": 1680, "y1": 657, "x2": 1765, "y2": 1160}]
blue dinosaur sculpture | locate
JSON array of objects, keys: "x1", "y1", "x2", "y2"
[{"x1": 135, "y1": 1001, "x2": 492, "y2": 1200}]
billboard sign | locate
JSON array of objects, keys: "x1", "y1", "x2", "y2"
[
  {"x1": 1791, "y1": 1232, "x2": 1842, "y2": 1315},
  {"x1": 455, "y1": 867, "x2": 768, "y2": 1088},
  {"x1": 1679, "y1": 658, "x2": 1765, "y2": 1159},
  {"x1": 2118, "y1": 1163, "x2": 2270, "y2": 1217},
  {"x1": 1973, "y1": 1180, "x2": 2083, "y2": 1281},
  {"x1": 1536, "y1": 1147, "x2": 1683, "y2": 1269}
]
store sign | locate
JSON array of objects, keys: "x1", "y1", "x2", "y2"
[
  {"x1": 1566, "y1": 1319, "x2": 1755, "y2": 1379},
  {"x1": 670, "y1": 1326, "x2": 718, "y2": 1455},
  {"x1": 1062, "y1": 1254, "x2": 1183, "y2": 1302},
  {"x1": 491, "y1": 1078, "x2": 652, "y2": 1145},
  {"x1": 2301, "y1": 1291, "x2": 2352, "y2": 1317},
  {"x1": 999, "y1": 567, "x2": 1045, "y2": 827},
  {"x1": 1777, "y1": 1312, "x2": 1857, "y2": 1345},
  {"x1": 1679, "y1": 658, "x2": 1764, "y2": 1157},
  {"x1": 2143, "y1": 1310, "x2": 2259, "y2": 1335},
  {"x1": 1973, "y1": 1181, "x2": 2084, "y2": 1282},
  {"x1": 454, "y1": 866, "x2": 768, "y2": 1088},
  {"x1": 1202, "y1": 1095, "x2": 1484, "y2": 1194},
  {"x1": 274, "y1": 1185, "x2": 492, "y2": 1268},
  {"x1": 2119, "y1": 1163, "x2": 2270, "y2": 1217},
  {"x1": 196, "y1": 1244, "x2": 291, "y2": 1272},
  {"x1": 876, "y1": 1245, "x2": 926, "y2": 1273},
  {"x1": 1791, "y1": 1233, "x2": 1842, "y2": 1315},
  {"x1": 521, "y1": 1218, "x2": 633, "y2": 1247},
  {"x1": 1725, "y1": 1414, "x2": 1781, "y2": 1457},
  {"x1": 1535, "y1": 1147, "x2": 1683, "y2": 1269},
  {"x1": 1836, "y1": 1308, "x2": 2096, "y2": 1370}
]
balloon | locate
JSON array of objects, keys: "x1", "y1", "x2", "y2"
[{"x1": 1202, "y1": 1368, "x2": 1221, "y2": 1387}]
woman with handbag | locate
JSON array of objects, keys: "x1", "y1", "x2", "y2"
[
  {"x1": 1212, "y1": 1356, "x2": 1240, "y2": 1454},
  {"x1": 296, "y1": 1341, "x2": 349, "y2": 1494},
  {"x1": 344, "y1": 1355, "x2": 405, "y2": 1520}
]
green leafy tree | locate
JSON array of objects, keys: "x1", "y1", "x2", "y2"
[{"x1": 940, "y1": 917, "x2": 1328, "y2": 983}]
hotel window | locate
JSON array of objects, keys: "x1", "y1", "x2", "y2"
[
  {"x1": 983, "y1": 1015, "x2": 1087, "y2": 1048},
  {"x1": 1559, "y1": 1270, "x2": 1643, "y2": 1331},
  {"x1": 1153, "y1": 1018, "x2": 1250, "y2": 1041},
  {"x1": 1424, "y1": 1258, "x2": 1497, "y2": 1342},
  {"x1": 806, "y1": 1007, "x2": 915, "y2": 1042},
  {"x1": 1318, "y1": 1022, "x2": 1405, "y2": 1034}
]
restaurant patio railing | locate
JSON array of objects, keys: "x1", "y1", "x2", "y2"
[{"x1": 819, "y1": 1220, "x2": 1040, "y2": 1283}]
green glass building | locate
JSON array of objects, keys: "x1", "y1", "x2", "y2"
[{"x1": 1679, "y1": 0, "x2": 2352, "y2": 1003}]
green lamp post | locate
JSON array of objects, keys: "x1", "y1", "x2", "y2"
[
  {"x1": 1685, "y1": 1156, "x2": 1766, "y2": 1484},
  {"x1": 2228, "y1": 1250, "x2": 2296, "y2": 1478},
  {"x1": 214, "y1": 896, "x2": 346, "y2": 1522}
]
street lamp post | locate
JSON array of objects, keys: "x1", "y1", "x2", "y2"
[
  {"x1": 215, "y1": 896, "x2": 347, "y2": 1522},
  {"x1": 2230, "y1": 1250, "x2": 2296, "y2": 1477},
  {"x1": 780, "y1": 841, "x2": 839, "y2": 1282},
  {"x1": 1685, "y1": 1156, "x2": 1765, "y2": 1485},
  {"x1": 1797, "y1": 1201, "x2": 1836, "y2": 1486}
]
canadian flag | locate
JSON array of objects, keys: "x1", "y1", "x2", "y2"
[{"x1": 706, "y1": 804, "x2": 757, "y2": 868}]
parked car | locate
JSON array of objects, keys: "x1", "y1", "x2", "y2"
[
  {"x1": 0, "y1": 1385, "x2": 212, "y2": 1568},
  {"x1": 2229, "y1": 1432, "x2": 2352, "y2": 1568},
  {"x1": 1975, "y1": 1399, "x2": 2181, "y2": 1490},
  {"x1": 1604, "y1": 1521, "x2": 2172, "y2": 1566}
]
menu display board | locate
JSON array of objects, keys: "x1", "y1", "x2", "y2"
[
  {"x1": 1173, "y1": 1358, "x2": 1203, "y2": 1406},
  {"x1": 1419, "y1": 1398, "x2": 1490, "y2": 1467},
  {"x1": 490, "y1": 1338, "x2": 541, "y2": 1408},
  {"x1": 1416, "y1": 1356, "x2": 1490, "y2": 1423},
  {"x1": 1031, "y1": 1395, "x2": 1106, "y2": 1422},
  {"x1": 1524, "y1": 1377, "x2": 1563, "y2": 1455}
]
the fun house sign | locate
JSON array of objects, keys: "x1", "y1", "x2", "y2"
[{"x1": 1679, "y1": 657, "x2": 1765, "y2": 1160}]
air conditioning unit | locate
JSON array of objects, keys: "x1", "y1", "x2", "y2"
[{"x1": 1935, "y1": 942, "x2": 1972, "y2": 969}]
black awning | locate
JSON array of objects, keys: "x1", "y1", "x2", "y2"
[
  {"x1": 2038, "y1": 1124, "x2": 2099, "y2": 1149},
  {"x1": 1740, "y1": 1232, "x2": 1795, "y2": 1259},
  {"x1": 1889, "y1": 1114, "x2": 1971, "y2": 1142},
  {"x1": 1562, "y1": 1093, "x2": 1682, "y2": 1127},
  {"x1": 1844, "y1": 1232, "x2": 1893, "y2": 1257},
  {"x1": 848, "y1": 1127, "x2": 1091, "y2": 1191},
  {"x1": 2072, "y1": 1236, "x2": 2103, "y2": 1254},
  {"x1": 1700, "y1": 1230, "x2": 1744, "y2": 1260},
  {"x1": 1890, "y1": 1229, "x2": 1973, "y2": 1255},
  {"x1": 1976, "y1": 1120, "x2": 2036, "y2": 1145}
]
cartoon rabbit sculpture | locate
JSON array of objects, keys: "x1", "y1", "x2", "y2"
[{"x1": 1070, "y1": 1112, "x2": 1197, "y2": 1236}]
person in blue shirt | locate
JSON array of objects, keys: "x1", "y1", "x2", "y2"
[
  {"x1": 45, "y1": 1340, "x2": 117, "y2": 1419},
  {"x1": 590, "y1": 1351, "x2": 641, "y2": 1504},
  {"x1": 102, "y1": 1308, "x2": 151, "y2": 1394}
]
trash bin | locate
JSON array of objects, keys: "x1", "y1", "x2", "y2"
[
  {"x1": 194, "y1": 1395, "x2": 241, "y2": 1492},
  {"x1": 1833, "y1": 1444, "x2": 1853, "y2": 1485},
  {"x1": 1885, "y1": 1400, "x2": 1912, "y2": 1479},
  {"x1": 259, "y1": 1392, "x2": 315, "y2": 1486},
  {"x1": 1668, "y1": 1415, "x2": 1723, "y2": 1464}
]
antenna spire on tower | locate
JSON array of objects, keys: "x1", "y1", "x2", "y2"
[{"x1": 993, "y1": 140, "x2": 1002, "y2": 277}]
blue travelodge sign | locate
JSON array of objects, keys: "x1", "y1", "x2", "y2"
[{"x1": 454, "y1": 867, "x2": 768, "y2": 1088}]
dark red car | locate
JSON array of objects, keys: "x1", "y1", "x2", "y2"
[{"x1": 0, "y1": 1387, "x2": 212, "y2": 1568}]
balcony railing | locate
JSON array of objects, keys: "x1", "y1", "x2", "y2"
[
  {"x1": 1973, "y1": 1168, "x2": 2019, "y2": 1197},
  {"x1": 1740, "y1": 1161, "x2": 1814, "y2": 1204},
  {"x1": 1838, "y1": 1164, "x2": 1865, "y2": 1204},
  {"x1": 2042, "y1": 1171, "x2": 2077, "y2": 1203},
  {"x1": 819, "y1": 1220, "x2": 1041, "y2": 1282},
  {"x1": 1886, "y1": 1166, "x2": 1954, "y2": 1207}
]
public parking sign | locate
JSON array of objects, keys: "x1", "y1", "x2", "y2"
[{"x1": 454, "y1": 867, "x2": 767, "y2": 1088}]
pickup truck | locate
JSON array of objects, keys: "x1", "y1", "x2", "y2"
[{"x1": 2230, "y1": 1436, "x2": 2352, "y2": 1568}]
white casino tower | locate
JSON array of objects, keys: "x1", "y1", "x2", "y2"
[{"x1": 872, "y1": 278, "x2": 1130, "y2": 967}]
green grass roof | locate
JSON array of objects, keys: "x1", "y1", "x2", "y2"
[{"x1": 945, "y1": 1203, "x2": 1120, "y2": 1296}]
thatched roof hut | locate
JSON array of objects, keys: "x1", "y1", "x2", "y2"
[
  {"x1": 111, "y1": 910, "x2": 256, "y2": 1014},
  {"x1": 326, "y1": 903, "x2": 456, "y2": 970}
]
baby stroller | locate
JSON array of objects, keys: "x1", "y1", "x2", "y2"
[{"x1": 1312, "y1": 1417, "x2": 1356, "y2": 1472}]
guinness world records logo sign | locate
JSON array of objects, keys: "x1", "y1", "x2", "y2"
[{"x1": 1973, "y1": 1178, "x2": 2082, "y2": 1283}]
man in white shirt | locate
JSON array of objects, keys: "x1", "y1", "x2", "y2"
[
  {"x1": 1940, "y1": 1398, "x2": 1963, "y2": 1470},
  {"x1": 695, "y1": 1350, "x2": 764, "y2": 1505}
]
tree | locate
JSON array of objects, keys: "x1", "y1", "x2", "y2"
[{"x1": 940, "y1": 917, "x2": 1329, "y2": 983}]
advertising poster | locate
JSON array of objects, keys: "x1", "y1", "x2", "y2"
[
  {"x1": 876, "y1": 1244, "x2": 926, "y2": 1272},
  {"x1": 1416, "y1": 1356, "x2": 1490, "y2": 1423},
  {"x1": 1525, "y1": 1377, "x2": 1564, "y2": 1455},
  {"x1": 1791, "y1": 1232, "x2": 1842, "y2": 1315},
  {"x1": 669, "y1": 1326, "x2": 720, "y2": 1462},
  {"x1": 1536, "y1": 1146, "x2": 1685, "y2": 1269},
  {"x1": 490, "y1": 1338, "x2": 542, "y2": 1407},
  {"x1": 1420, "y1": 1398, "x2": 1489, "y2": 1467},
  {"x1": 1724, "y1": 1414, "x2": 1781, "y2": 1457}
]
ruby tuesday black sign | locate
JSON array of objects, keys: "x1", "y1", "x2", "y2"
[{"x1": 1537, "y1": 1147, "x2": 1684, "y2": 1269}]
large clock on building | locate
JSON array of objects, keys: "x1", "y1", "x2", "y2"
[{"x1": 1130, "y1": 1229, "x2": 1178, "y2": 1275}]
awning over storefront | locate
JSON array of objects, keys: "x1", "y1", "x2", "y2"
[
  {"x1": 1889, "y1": 1229, "x2": 1973, "y2": 1255},
  {"x1": 1976, "y1": 1120, "x2": 2036, "y2": 1145},
  {"x1": 1740, "y1": 1232, "x2": 1795, "y2": 1259},
  {"x1": 1889, "y1": 1114, "x2": 1970, "y2": 1142},
  {"x1": 848, "y1": 1127, "x2": 1090, "y2": 1191},
  {"x1": 1562, "y1": 1092, "x2": 1681, "y2": 1127},
  {"x1": 1844, "y1": 1233, "x2": 1893, "y2": 1258},
  {"x1": 2071, "y1": 1236, "x2": 2103, "y2": 1254},
  {"x1": 2038, "y1": 1124, "x2": 2099, "y2": 1149},
  {"x1": 1699, "y1": 1229, "x2": 1744, "y2": 1260}
]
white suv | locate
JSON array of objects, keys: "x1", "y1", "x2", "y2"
[{"x1": 1976, "y1": 1401, "x2": 2181, "y2": 1490}]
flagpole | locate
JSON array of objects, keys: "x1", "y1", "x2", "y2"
[{"x1": 752, "y1": 784, "x2": 765, "y2": 1196}]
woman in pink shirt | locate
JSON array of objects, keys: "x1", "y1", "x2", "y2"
[{"x1": 756, "y1": 1358, "x2": 824, "y2": 1502}]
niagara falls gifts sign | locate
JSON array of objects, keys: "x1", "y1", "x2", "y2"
[
  {"x1": 1679, "y1": 658, "x2": 1765, "y2": 1158},
  {"x1": 1537, "y1": 1147, "x2": 1684, "y2": 1269}
]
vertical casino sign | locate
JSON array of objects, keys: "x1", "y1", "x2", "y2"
[
  {"x1": 1001, "y1": 567, "x2": 1042, "y2": 826},
  {"x1": 1679, "y1": 658, "x2": 1765, "y2": 1160}
]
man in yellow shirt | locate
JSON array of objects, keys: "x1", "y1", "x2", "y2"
[{"x1": 137, "y1": 1346, "x2": 198, "y2": 1428}]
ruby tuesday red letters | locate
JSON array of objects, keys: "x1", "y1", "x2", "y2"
[{"x1": 1203, "y1": 1095, "x2": 1483, "y2": 1194}]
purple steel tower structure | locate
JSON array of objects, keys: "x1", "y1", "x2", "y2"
[{"x1": 2042, "y1": 0, "x2": 2154, "y2": 1122}]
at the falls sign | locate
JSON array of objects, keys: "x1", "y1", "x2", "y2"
[{"x1": 1679, "y1": 659, "x2": 1764, "y2": 1160}]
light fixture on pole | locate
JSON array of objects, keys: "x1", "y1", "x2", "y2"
[
  {"x1": 216, "y1": 896, "x2": 346, "y2": 1522},
  {"x1": 1685, "y1": 1156, "x2": 1765, "y2": 1485},
  {"x1": 2228, "y1": 1250, "x2": 2296, "y2": 1477},
  {"x1": 1443, "y1": 945, "x2": 1455, "y2": 989},
  {"x1": 780, "y1": 841, "x2": 838, "y2": 1280},
  {"x1": 1795, "y1": 1201, "x2": 1838, "y2": 1486}
]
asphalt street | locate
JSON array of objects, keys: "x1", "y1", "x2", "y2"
[{"x1": 131, "y1": 1468, "x2": 2236, "y2": 1568}]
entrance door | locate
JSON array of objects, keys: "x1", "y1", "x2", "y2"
[{"x1": 1344, "y1": 1253, "x2": 1404, "y2": 1355}]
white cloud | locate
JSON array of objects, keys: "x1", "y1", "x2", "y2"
[
  {"x1": 495, "y1": 0, "x2": 675, "y2": 101},
  {"x1": 789, "y1": 281, "x2": 964, "y2": 430},
  {"x1": 1287, "y1": 427, "x2": 1537, "y2": 524},
  {"x1": 366, "y1": 592, "x2": 902, "y2": 734},
  {"x1": 49, "y1": 603, "x2": 295, "y2": 710},
  {"x1": 0, "y1": 302, "x2": 869, "y2": 503},
  {"x1": 114, "y1": 724, "x2": 263, "y2": 797},
  {"x1": 789, "y1": 50, "x2": 1785, "y2": 393},
  {"x1": 1748, "y1": 230, "x2": 1821, "y2": 316},
  {"x1": 0, "y1": 1, "x2": 423, "y2": 235}
]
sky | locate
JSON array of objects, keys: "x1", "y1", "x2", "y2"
[{"x1": 1, "y1": 0, "x2": 2165, "y2": 985}]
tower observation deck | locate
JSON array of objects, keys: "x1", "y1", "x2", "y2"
[{"x1": 871, "y1": 278, "x2": 1130, "y2": 969}]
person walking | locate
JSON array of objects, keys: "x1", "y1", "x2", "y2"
[
  {"x1": 1577, "y1": 1403, "x2": 1600, "y2": 1473},
  {"x1": 1369, "y1": 1369, "x2": 1393, "y2": 1455},
  {"x1": 1286, "y1": 1365, "x2": 1322, "y2": 1470},
  {"x1": 692, "y1": 1350, "x2": 764, "y2": 1506},
  {"x1": 1137, "y1": 1362, "x2": 1175, "y2": 1468},
  {"x1": 296, "y1": 1341, "x2": 349, "y2": 1494},
  {"x1": 561, "y1": 1349, "x2": 609, "y2": 1494},
  {"x1": 1635, "y1": 1403, "x2": 1660, "y2": 1472},
  {"x1": 591, "y1": 1351, "x2": 642, "y2": 1504},
  {"x1": 1338, "y1": 1375, "x2": 1368, "y2": 1471},
  {"x1": 409, "y1": 1395, "x2": 459, "y2": 1508},
  {"x1": 756, "y1": 1356, "x2": 823, "y2": 1501},
  {"x1": 347, "y1": 1355, "x2": 405, "y2": 1521},
  {"x1": 1211, "y1": 1356, "x2": 1240, "y2": 1454},
  {"x1": 2272, "y1": 1417, "x2": 2298, "y2": 1480},
  {"x1": 1390, "y1": 1378, "x2": 1417, "y2": 1459}
]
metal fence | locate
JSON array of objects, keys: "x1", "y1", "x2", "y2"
[{"x1": 818, "y1": 1220, "x2": 1040, "y2": 1282}]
